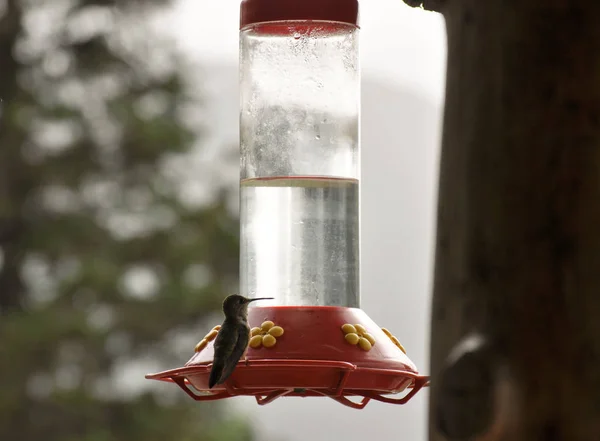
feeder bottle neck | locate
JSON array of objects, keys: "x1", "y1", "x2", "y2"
[{"x1": 240, "y1": 0, "x2": 360, "y2": 29}]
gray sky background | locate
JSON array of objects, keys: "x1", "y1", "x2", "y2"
[{"x1": 157, "y1": 2, "x2": 447, "y2": 440}]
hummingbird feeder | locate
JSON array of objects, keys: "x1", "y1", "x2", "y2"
[{"x1": 146, "y1": 0, "x2": 430, "y2": 409}]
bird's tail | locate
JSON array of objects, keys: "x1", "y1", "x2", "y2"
[{"x1": 208, "y1": 360, "x2": 224, "y2": 389}]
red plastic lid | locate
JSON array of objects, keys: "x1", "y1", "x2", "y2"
[{"x1": 240, "y1": 0, "x2": 360, "y2": 29}]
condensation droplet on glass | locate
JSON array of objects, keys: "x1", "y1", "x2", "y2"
[
  {"x1": 293, "y1": 32, "x2": 301, "y2": 40},
  {"x1": 315, "y1": 134, "x2": 321, "y2": 140}
]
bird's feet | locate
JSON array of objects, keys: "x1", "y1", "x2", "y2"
[{"x1": 245, "y1": 356, "x2": 250, "y2": 366}]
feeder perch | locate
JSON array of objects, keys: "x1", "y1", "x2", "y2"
[{"x1": 146, "y1": 0, "x2": 429, "y2": 409}]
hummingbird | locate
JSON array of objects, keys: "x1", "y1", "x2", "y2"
[{"x1": 208, "y1": 294, "x2": 273, "y2": 389}]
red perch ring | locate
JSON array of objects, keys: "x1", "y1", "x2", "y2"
[{"x1": 145, "y1": 306, "x2": 430, "y2": 409}]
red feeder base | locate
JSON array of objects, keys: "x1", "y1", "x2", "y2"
[{"x1": 145, "y1": 306, "x2": 430, "y2": 409}]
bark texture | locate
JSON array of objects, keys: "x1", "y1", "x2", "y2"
[{"x1": 429, "y1": 1, "x2": 600, "y2": 440}]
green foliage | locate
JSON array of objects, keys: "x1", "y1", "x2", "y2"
[{"x1": 0, "y1": 1, "x2": 250, "y2": 440}]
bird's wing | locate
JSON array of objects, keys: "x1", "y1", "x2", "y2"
[
  {"x1": 208, "y1": 324, "x2": 238, "y2": 388},
  {"x1": 216, "y1": 323, "x2": 250, "y2": 385}
]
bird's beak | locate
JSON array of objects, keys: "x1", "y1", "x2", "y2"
[{"x1": 246, "y1": 297, "x2": 274, "y2": 303}]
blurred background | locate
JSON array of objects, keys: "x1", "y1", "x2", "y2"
[{"x1": 0, "y1": 0, "x2": 445, "y2": 440}]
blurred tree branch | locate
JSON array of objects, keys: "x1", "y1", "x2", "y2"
[{"x1": 402, "y1": 0, "x2": 443, "y2": 13}]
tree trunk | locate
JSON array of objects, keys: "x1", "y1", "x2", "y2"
[
  {"x1": 405, "y1": 1, "x2": 600, "y2": 440},
  {"x1": 0, "y1": 0, "x2": 26, "y2": 314}
]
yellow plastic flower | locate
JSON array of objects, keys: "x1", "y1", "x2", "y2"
[
  {"x1": 249, "y1": 320, "x2": 284, "y2": 349},
  {"x1": 381, "y1": 327, "x2": 407, "y2": 354},
  {"x1": 194, "y1": 325, "x2": 221, "y2": 353},
  {"x1": 341, "y1": 323, "x2": 376, "y2": 351}
]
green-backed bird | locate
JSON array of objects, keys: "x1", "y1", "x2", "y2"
[{"x1": 208, "y1": 294, "x2": 273, "y2": 388}]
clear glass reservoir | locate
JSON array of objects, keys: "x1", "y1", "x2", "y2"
[{"x1": 239, "y1": 21, "x2": 360, "y2": 307}]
